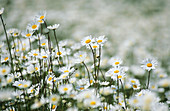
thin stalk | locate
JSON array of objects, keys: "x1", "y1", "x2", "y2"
[
  {"x1": 97, "y1": 45, "x2": 101, "y2": 79},
  {"x1": 0, "y1": 15, "x2": 14, "y2": 74},
  {"x1": 82, "y1": 62, "x2": 92, "y2": 86},
  {"x1": 117, "y1": 75, "x2": 119, "y2": 104},
  {"x1": 146, "y1": 70, "x2": 151, "y2": 89},
  {"x1": 100, "y1": 69, "x2": 106, "y2": 81},
  {"x1": 89, "y1": 44, "x2": 97, "y2": 80},
  {"x1": 53, "y1": 29, "x2": 62, "y2": 65},
  {"x1": 120, "y1": 79, "x2": 127, "y2": 109}
]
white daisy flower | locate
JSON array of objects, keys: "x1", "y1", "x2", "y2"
[
  {"x1": 27, "y1": 21, "x2": 40, "y2": 31},
  {"x1": 96, "y1": 35, "x2": 107, "y2": 44},
  {"x1": 0, "y1": 8, "x2": 4, "y2": 15},
  {"x1": 74, "y1": 51, "x2": 87, "y2": 63},
  {"x1": 81, "y1": 35, "x2": 93, "y2": 46},
  {"x1": 0, "y1": 65, "x2": 11, "y2": 76},
  {"x1": 13, "y1": 80, "x2": 32, "y2": 89},
  {"x1": 84, "y1": 97, "x2": 101, "y2": 108},
  {"x1": 35, "y1": 11, "x2": 46, "y2": 24},
  {"x1": 21, "y1": 29, "x2": 34, "y2": 38},
  {"x1": 109, "y1": 57, "x2": 123, "y2": 66},
  {"x1": 141, "y1": 58, "x2": 158, "y2": 71},
  {"x1": 47, "y1": 24, "x2": 60, "y2": 30},
  {"x1": 58, "y1": 84, "x2": 73, "y2": 94}
]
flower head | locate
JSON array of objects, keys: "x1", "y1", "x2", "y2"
[
  {"x1": 141, "y1": 58, "x2": 158, "y2": 71},
  {"x1": 0, "y1": 8, "x2": 4, "y2": 15}
]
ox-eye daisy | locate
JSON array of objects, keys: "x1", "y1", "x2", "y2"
[
  {"x1": 27, "y1": 21, "x2": 40, "y2": 31},
  {"x1": 21, "y1": 30, "x2": 34, "y2": 38},
  {"x1": 47, "y1": 24, "x2": 60, "y2": 30},
  {"x1": 0, "y1": 65, "x2": 11, "y2": 76},
  {"x1": 13, "y1": 80, "x2": 31, "y2": 89},
  {"x1": 58, "y1": 84, "x2": 73, "y2": 94},
  {"x1": 35, "y1": 11, "x2": 46, "y2": 24},
  {"x1": 84, "y1": 97, "x2": 101, "y2": 108},
  {"x1": 96, "y1": 35, "x2": 107, "y2": 45},
  {"x1": 81, "y1": 35, "x2": 93, "y2": 46},
  {"x1": 141, "y1": 58, "x2": 157, "y2": 71}
]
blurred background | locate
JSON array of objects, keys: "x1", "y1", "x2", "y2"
[{"x1": 0, "y1": 0, "x2": 170, "y2": 72}]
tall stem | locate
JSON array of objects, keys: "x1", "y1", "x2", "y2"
[
  {"x1": 117, "y1": 75, "x2": 119, "y2": 104},
  {"x1": 0, "y1": 15, "x2": 14, "y2": 74},
  {"x1": 146, "y1": 70, "x2": 151, "y2": 89},
  {"x1": 120, "y1": 79, "x2": 127, "y2": 109},
  {"x1": 53, "y1": 29, "x2": 62, "y2": 66},
  {"x1": 82, "y1": 62, "x2": 92, "y2": 86},
  {"x1": 97, "y1": 45, "x2": 101, "y2": 80}
]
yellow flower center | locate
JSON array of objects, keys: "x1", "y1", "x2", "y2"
[
  {"x1": 31, "y1": 89, "x2": 34, "y2": 93},
  {"x1": 23, "y1": 84, "x2": 28, "y2": 88},
  {"x1": 22, "y1": 48, "x2": 26, "y2": 51},
  {"x1": 85, "y1": 39, "x2": 91, "y2": 44},
  {"x1": 33, "y1": 53, "x2": 38, "y2": 56},
  {"x1": 35, "y1": 67, "x2": 38, "y2": 71},
  {"x1": 14, "y1": 33, "x2": 17, "y2": 36},
  {"x1": 26, "y1": 33, "x2": 31, "y2": 37},
  {"x1": 2, "y1": 69, "x2": 6, "y2": 74},
  {"x1": 114, "y1": 70, "x2": 119, "y2": 73},
  {"x1": 40, "y1": 16, "x2": 44, "y2": 20},
  {"x1": 75, "y1": 73, "x2": 79, "y2": 77},
  {"x1": 93, "y1": 45, "x2": 98, "y2": 48},
  {"x1": 119, "y1": 102, "x2": 122, "y2": 106},
  {"x1": 57, "y1": 52, "x2": 62, "y2": 55},
  {"x1": 64, "y1": 70, "x2": 69, "y2": 73},
  {"x1": 133, "y1": 85, "x2": 137, "y2": 88},
  {"x1": 18, "y1": 84, "x2": 22, "y2": 86},
  {"x1": 90, "y1": 80, "x2": 93, "y2": 83},
  {"x1": 63, "y1": 87, "x2": 68, "y2": 91},
  {"x1": 104, "y1": 106, "x2": 107, "y2": 109},
  {"x1": 48, "y1": 77, "x2": 52, "y2": 81},
  {"x1": 115, "y1": 62, "x2": 120, "y2": 65},
  {"x1": 41, "y1": 43, "x2": 46, "y2": 46},
  {"x1": 90, "y1": 101, "x2": 96, "y2": 105},
  {"x1": 118, "y1": 75, "x2": 122, "y2": 79},
  {"x1": 131, "y1": 80, "x2": 136, "y2": 83},
  {"x1": 133, "y1": 99, "x2": 138, "y2": 104},
  {"x1": 32, "y1": 25, "x2": 37, "y2": 29},
  {"x1": 147, "y1": 63, "x2": 152, "y2": 67},
  {"x1": 7, "y1": 78, "x2": 12, "y2": 83},
  {"x1": 52, "y1": 105, "x2": 56, "y2": 109},
  {"x1": 23, "y1": 56, "x2": 27, "y2": 59},
  {"x1": 4, "y1": 57, "x2": 8, "y2": 61},
  {"x1": 52, "y1": 97, "x2": 57, "y2": 102},
  {"x1": 79, "y1": 55, "x2": 83, "y2": 57},
  {"x1": 79, "y1": 87, "x2": 84, "y2": 90},
  {"x1": 16, "y1": 49, "x2": 19, "y2": 52},
  {"x1": 97, "y1": 40, "x2": 103, "y2": 43},
  {"x1": 42, "y1": 56, "x2": 47, "y2": 58}
]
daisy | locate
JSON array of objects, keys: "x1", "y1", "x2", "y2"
[
  {"x1": 130, "y1": 79, "x2": 140, "y2": 90},
  {"x1": 0, "y1": 8, "x2": 4, "y2": 15},
  {"x1": 47, "y1": 24, "x2": 60, "y2": 30},
  {"x1": 28, "y1": 50, "x2": 39, "y2": 57},
  {"x1": 21, "y1": 29, "x2": 34, "y2": 38},
  {"x1": 84, "y1": 97, "x2": 101, "y2": 108},
  {"x1": 58, "y1": 73, "x2": 69, "y2": 80},
  {"x1": 58, "y1": 84, "x2": 73, "y2": 94},
  {"x1": 35, "y1": 11, "x2": 46, "y2": 24},
  {"x1": 96, "y1": 35, "x2": 107, "y2": 45},
  {"x1": 0, "y1": 65, "x2": 11, "y2": 76},
  {"x1": 39, "y1": 39, "x2": 48, "y2": 47},
  {"x1": 1, "y1": 54, "x2": 9, "y2": 63},
  {"x1": 38, "y1": 51, "x2": 49, "y2": 60},
  {"x1": 13, "y1": 80, "x2": 31, "y2": 89},
  {"x1": 74, "y1": 51, "x2": 87, "y2": 63},
  {"x1": 99, "y1": 87, "x2": 113, "y2": 96},
  {"x1": 141, "y1": 58, "x2": 158, "y2": 71},
  {"x1": 31, "y1": 97, "x2": 46, "y2": 109},
  {"x1": 55, "y1": 47, "x2": 66, "y2": 58},
  {"x1": 6, "y1": 74, "x2": 14, "y2": 84},
  {"x1": 12, "y1": 29, "x2": 20, "y2": 37},
  {"x1": 90, "y1": 42, "x2": 99, "y2": 49},
  {"x1": 81, "y1": 35, "x2": 93, "y2": 46},
  {"x1": 58, "y1": 66, "x2": 74, "y2": 74},
  {"x1": 27, "y1": 65, "x2": 36, "y2": 74},
  {"x1": 27, "y1": 21, "x2": 40, "y2": 31},
  {"x1": 108, "y1": 57, "x2": 123, "y2": 67}
]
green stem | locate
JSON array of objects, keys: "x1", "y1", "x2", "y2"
[
  {"x1": 82, "y1": 62, "x2": 92, "y2": 86},
  {"x1": 146, "y1": 70, "x2": 151, "y2": 89},
  {"x1": 0, "y1": 15, "x2": 14, "y2": 74},
  {"x1": 120, "y1": 79, "x2": 127, "y2": 109}
]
